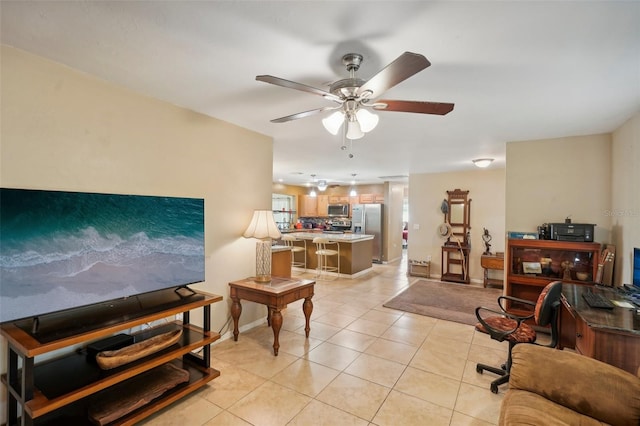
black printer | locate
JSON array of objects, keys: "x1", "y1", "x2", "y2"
[{"x1": 539, "y1": 222, "x2": 595, "y2": 242}]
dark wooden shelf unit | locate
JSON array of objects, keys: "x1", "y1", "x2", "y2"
[
  {"x1": 441, "y1": 245, "x2": 470, "y2": 284},
  {"x1": 505, "y1": 239, "x2": 601, "y2": 317},
  {"x1": 1, "y1": 288, "x2": 222, "y2": 426}
]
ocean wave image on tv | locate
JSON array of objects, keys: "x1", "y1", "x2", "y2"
[{"x1": 0, "y1": 188, "x2": 205, "y2": 323}]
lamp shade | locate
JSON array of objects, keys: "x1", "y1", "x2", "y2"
[
  {"x1": 322, "y1": 111, "x2": 344, "y2": 135},
  {"x1": 243, "y1": 210, "x2": 281, "y2": 239},
  {"x1": 355, "y1": 108, "x2": 379, "y2": 133},
  {"x1": 346, "y1": 119, "x2": 364, "y2": 140}
]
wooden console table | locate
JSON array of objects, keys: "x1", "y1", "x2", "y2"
[
  {"x1": 559, "y1": 283, "x2": 640, "y2": 375},
  {"x1": 480, "y1": 254, "x2": 504, "y2": 288},
  {"x1": 229, "y1": 277, "x2": 314, "y2": 356}
]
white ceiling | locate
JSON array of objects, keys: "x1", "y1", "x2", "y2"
[{"x1": 2, "y1": 1, "x2": 639, "y2": 187}]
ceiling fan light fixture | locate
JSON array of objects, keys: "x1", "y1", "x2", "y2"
[
  {"x1": 346, "y1": 119, "x2": 364, "y2": 140},
  {"x1": 472, "y1": 158, "x2": 494, "y2": 168},
  {"x1": 317, "y1": 180, "x2": 328, "y2": 191},
  {"x1": 355, "y1": 108, "x2": 379, "y2": 133},
  {"x1": 322, "y1": 111, "x2": 344, "y2": 135}
]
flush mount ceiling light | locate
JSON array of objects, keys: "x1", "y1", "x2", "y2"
[
  {"x1": 317, "y1": 180, "x2": 328, "y2": 191},
  {"x1": 472, "y1": 158, "x2": 494, "y2": 168}
]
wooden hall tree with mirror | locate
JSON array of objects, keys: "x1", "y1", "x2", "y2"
[{"x1": 441, "y1": 189, "x2": 471, "y2": 283}]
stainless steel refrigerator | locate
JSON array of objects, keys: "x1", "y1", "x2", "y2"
[{"x1": 351, "y1": 203, "x2": 383, "y2": 263}]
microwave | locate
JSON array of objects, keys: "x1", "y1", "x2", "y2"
[{"x1": 328, "y1": 204, "x2": 349, "y2": 217}]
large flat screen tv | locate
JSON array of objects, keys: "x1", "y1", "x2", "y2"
[
  {"x1": 634, "y1": 247, "x2": 640, "y2": 287},
  {"x1": 0, "y1": 188, "x2": 205, "y2": 324}
]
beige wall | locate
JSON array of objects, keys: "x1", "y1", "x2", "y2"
[
  {"x1": 505, "y1": 134, "x2": 612, "y2": 243},
  {"x1": 408, "y1": 126, "x2": 637, "y2": 288},
  {"x1": 0, "y1": 45, "x2": 273, "y2": 416},
  {"x1": 408, "y1": 169, "x2": 506, "y2": 283},
  {"x1": 505, "y1": 125, "x2": 640, "y2": 286},
  {"x1": 383, "y1": 181, "x2": 406, "y2": 263},
  {"x1": 611, "y1": 113, "x2": 640, "y2": 284}
]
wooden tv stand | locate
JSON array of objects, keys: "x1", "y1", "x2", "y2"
[{"x1": 1, "y1": 288, "x2": 223, "y2": 426}]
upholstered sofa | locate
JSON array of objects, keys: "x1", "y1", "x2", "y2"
[{"x1": 500, "y1": 344, "x2": 640, "y2": 426}]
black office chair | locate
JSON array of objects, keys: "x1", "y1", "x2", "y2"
[{"x1": 474, "y1": 280, "x2": 563, "y2": 393}]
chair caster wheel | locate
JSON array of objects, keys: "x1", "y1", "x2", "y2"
[
  {"x1": 476, "y1": 365, "x2": 483, "y2": 373},
  {"x1": 490, "y1": 384, "x2": 499, "y2": 394}
]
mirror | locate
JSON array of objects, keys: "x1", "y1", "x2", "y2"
[
  {"x1": 444, "y1": 189, "x2": 471, "y2": 246},
  {"x1": 450, "y1": 203, "x2": 465, "y2": 225}
]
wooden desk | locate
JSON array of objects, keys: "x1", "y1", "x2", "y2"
[
  {"x1": 559, "y1": 283, "x2": 640, "y2": 375},
  {"x1": 229, "y1": 277, "x2": 315, "y2": 356},
  {"x1": 480, "y1": 254, "x2": 504, "y2": 288}
]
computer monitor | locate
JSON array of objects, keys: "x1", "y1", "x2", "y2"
[{"x1": 633, "y1": 247, "x2": 640, "y2": 287}]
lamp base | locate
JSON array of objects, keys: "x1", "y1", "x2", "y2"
[
  {"x1": 254, "y1": 274, "x2": 272, "y2": 283},
  {"x1": 255, "y1": 240, "x2": 272, "y2": 284}
]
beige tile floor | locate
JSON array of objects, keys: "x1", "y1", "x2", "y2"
[{"x1": 140, "y1": 253, "x2": 513, "y2": 426}]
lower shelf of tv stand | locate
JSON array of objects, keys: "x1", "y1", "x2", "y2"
[
  {"x1": 17, "y1": 359, "x2": 220, "y2": 426},
  {"x1": 13, "y1": 323, "x2": 216, "y2": 419}
]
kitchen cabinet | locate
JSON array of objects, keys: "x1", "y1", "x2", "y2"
[
  {"x1": 328, "y1": 195, "x2": 350, "y2": 204},
  {"x1": 358, "y1": 194, "x2": 374, "y2": 203},
  {"x1": 300, "y1": 195, "x2": 328, "y2": 217},
  {"x1": 1, "y1": 288, "x2": 222, "y2": 425},
  {"x1": 317, "y1": 195, "x2": 328, "y2": 216},
  {"x1": 300, "y1": 195, "x2": 317, "y2": 217},
  {"x1": 505, "y1": 239, "x2": 600, "y2": 317},
  {"x1": 357, "y1": 194, "x2": 384, "y2": 204}
]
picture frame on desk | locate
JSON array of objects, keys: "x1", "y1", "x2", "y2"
[{"x1": 522, "y1": 261, "x2": 542, "y2": 274}]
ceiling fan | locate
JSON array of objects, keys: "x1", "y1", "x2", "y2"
[{"x1": 256, "y1": 52, "x2": 454, "y2": 140}]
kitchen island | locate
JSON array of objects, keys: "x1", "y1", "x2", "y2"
[{"x1": 282, "y1": 232, "x2": 374, "y2": 278}]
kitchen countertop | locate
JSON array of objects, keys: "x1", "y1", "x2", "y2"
[
  {"x1": 271, "y1": 245, "x2": 292, "y2": 252},
  {"x1": 284, "y1": 232, "x2": 374, "y2": 243}
]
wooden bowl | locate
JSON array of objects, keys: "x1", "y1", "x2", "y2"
[{"x1": 576, "y1": 272, "x2": 589, "y2": 281}]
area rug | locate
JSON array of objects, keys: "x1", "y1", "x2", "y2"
[{"x1": 383, "y1": 279, "x2": 502, "y2": 326}]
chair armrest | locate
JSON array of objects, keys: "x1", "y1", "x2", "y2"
[
  {"x1": 475, "y1": 307, "x2": 533, "y2": 341},
  {"x1": 497, "y1": 295, "x2": 535, "y2": 312},
  {"x1": 509, "y1": 345, "x2": 640, "y2": 425}
]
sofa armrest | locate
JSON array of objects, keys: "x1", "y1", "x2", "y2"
[{"x1": 509, "y1": 345, "x2": 640, "y2": 426}]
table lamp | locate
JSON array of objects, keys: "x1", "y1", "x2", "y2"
[{"x1": 243, "y1": 210, "x2": 281, "y2": 283}]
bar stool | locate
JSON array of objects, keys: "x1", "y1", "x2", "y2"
[
  {"x1": 282, "y1": 234, "x2": 306, "y2": 273},
  {"x1": 313, "y1": 237, "x2": 340, "y2": 280}
]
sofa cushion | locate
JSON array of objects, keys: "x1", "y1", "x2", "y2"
[
  {"x1": 500, "y1": 389, "x2": 604, "y2": 426},
  {"x1": 509, "y1": 345, "x2": 640, "y2": 426}
]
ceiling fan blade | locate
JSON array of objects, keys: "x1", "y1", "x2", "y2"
[
  {"x1": 256, "y1": 75, "x2": 343, "y2": 103},
  {"x1": 372, "y1": 100, "x2": 455, "y2": 115},
  {"x1": 357, "y1": 52, "x2": 431, "y2": 99},
  {"x1": 270, "y1": 106, "x2": 340, "y2": 123}
]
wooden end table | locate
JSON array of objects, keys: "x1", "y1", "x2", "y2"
[
  {"x1": 480, "y1": 254, "x2": 504, "y2": 288},
  {"x1": 229, "y1": 277, "x2": 315, "y2": 355}
]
